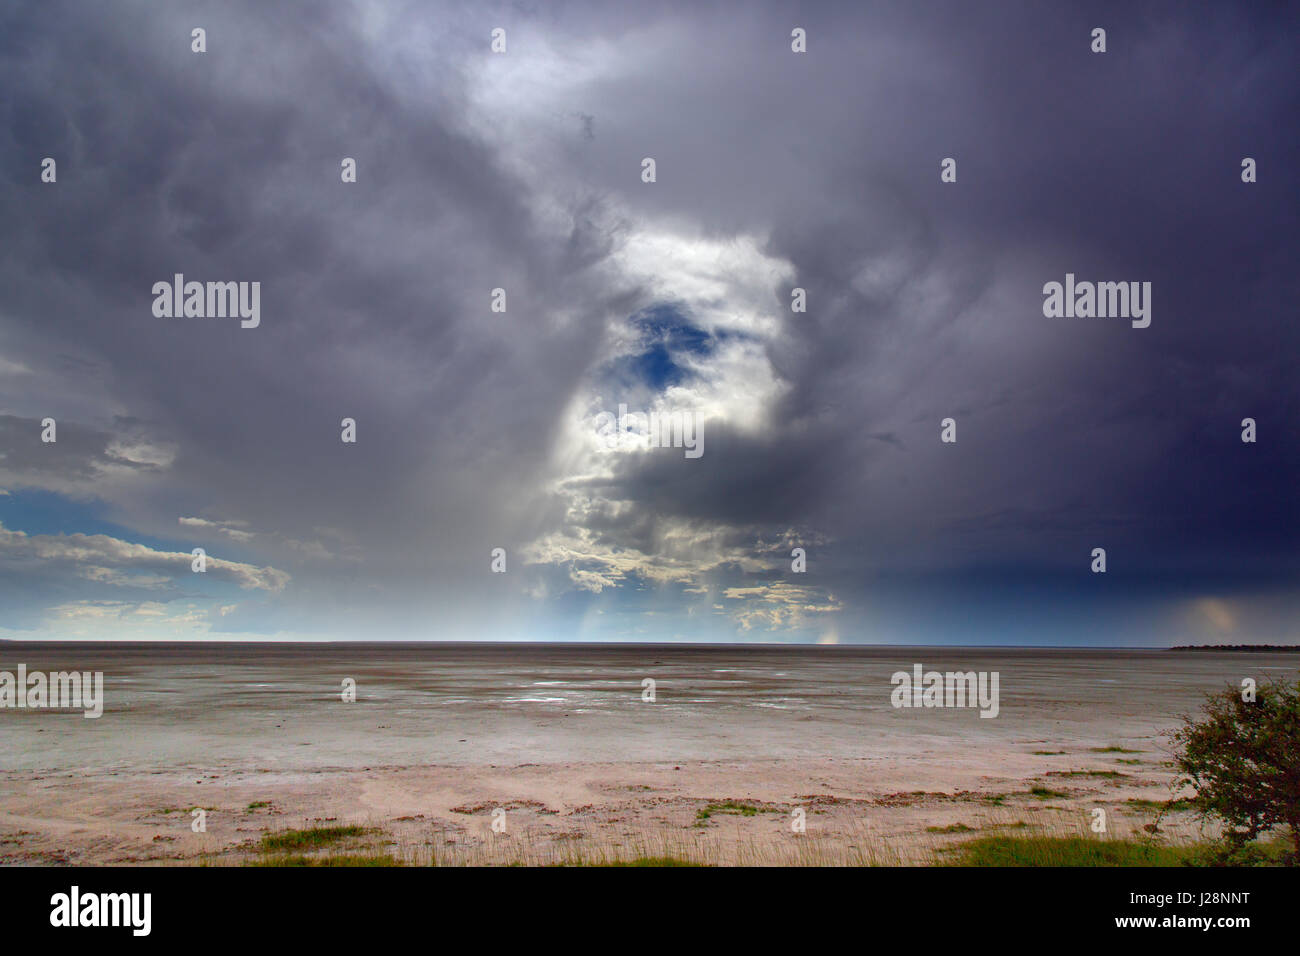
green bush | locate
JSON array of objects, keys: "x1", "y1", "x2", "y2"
[{"x1": 1171, "y1": 676, "x2": 1300, "y2": 865}]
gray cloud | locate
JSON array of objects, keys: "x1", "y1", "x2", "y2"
[{"x1": 1, "y1": 0, "x2": 1296, "y2": 643}]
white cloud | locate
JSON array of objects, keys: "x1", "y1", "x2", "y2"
[
  {"x1": 0, "y1": 522, "x2": 289, "y2": 592},
  {"x1": 722, "y1": 581, "x2": 843, "y2": 632},
  {"x1": 106, "y1": 437, "x2": 176, "y2": 468},
  {"x1": 78, "y1": 566, "x2": 173, "y2": 589}
]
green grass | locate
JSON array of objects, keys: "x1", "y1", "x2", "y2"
[
  {"x1": 1028, "y1": 787, "x2": 1069, "y2": 799},
  {"x1": 1031, "y1": 750, "x2": 1067, "y2": 756},
  {"x1": 1049, "y1": 770, "x2": 1127, "y2": 779},
  {"x1": 1089, "y1": 746, "x2": 1142, "y2": 754},
  {"x1": 1125, "y1": 798, "x2": 1194, "y2": 812},
  {"x1": 945, "y1": 834, "x2": 1293, "y2": 867},
  {"x1": 260, "y1": 825, "x2": 371, "y2": 853},
  {"x1": 943, "y1": 835, "x2": 1199, "y2": 867},
  {"x1": 604, "y1": 856, "x2": 702, "y2": 867},
  {"x1": 925, "y1": 823, "x2": 975, "y2": 834},
  {"x1": 253, "y1": 852, "x2": 399, "y2": 867},
  {"x1": 695, "y1": 801, "x2": 779, "y2": 822},
  {"x1": 591, "y1": 856, "x2": 704, "y2": 867},
  {"x1": 540, "y1": 855, "x2": 708, "y2": 867}
]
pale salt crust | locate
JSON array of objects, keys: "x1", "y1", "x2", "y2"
[{"x1": 1, "y1": 644, "x2": 1292, "y2": 864}]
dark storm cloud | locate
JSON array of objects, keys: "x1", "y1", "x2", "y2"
[
  {"x1": 565, "y1": 1, "x2": 1299, "y2": 622},
  {"x1": 0, "y1": 414, "x2": 170, "y2": 482},
  {"x1": 0, "y1": 0, "x2": 1296, "y2": 642},
  {"x1": 1, "y1": 3, "x2": 624, "y2": 601}
]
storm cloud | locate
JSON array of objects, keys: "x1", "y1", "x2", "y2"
[{"x1": 1, "y1": 0, "x2": 1296, "y2": 645}]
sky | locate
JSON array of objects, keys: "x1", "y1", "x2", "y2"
[{"x1": 0, "y1": 0, "x2": 1296, "y2": 646}]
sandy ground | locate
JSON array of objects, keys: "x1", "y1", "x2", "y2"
[
  {"x1": 0, "y1": 747, "x2": 1207, "y2": 865},
  {"x1": 4, "y1": 643, "x2": 1282, "y2": 865}
]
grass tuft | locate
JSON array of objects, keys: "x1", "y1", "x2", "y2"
[
  {"x1": 1028, "y1": 787, "x2": 1069, "y2": 799},
  {"x1": 260, "y1": 825, "x2": 371, "y2": 853},
  {"x1": 1125, "y1": 798, "x2": 1193, "y2": 812},
  {"x1": 942, "y1": 835, "x2": 1197, "y2": 867},
  {"x1": 1048, "y1": 770, "x2": 1127, "y2": 779},
  {"x1": 253, "y1": 852, "x2": 398, "y2": 867},
  {"x1": 695, "y1": 801, "x2": 779, "y2": 822}
]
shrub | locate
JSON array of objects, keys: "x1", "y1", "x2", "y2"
[{"x1": 1171, "y1": 676, "x2": 1300, "y2": 864}]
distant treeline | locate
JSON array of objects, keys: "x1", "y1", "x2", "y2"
[{"x1": 1170, "y1": 644, "x2": 1300, "y2": 652}]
